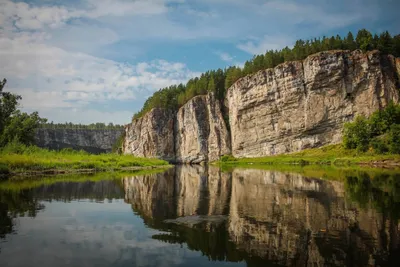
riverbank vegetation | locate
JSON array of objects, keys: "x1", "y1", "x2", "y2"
[
  {"x1": 0, "y1": 141, "x2": 169, "y2": 177},
  {"x1": 218, "y1": 144, "x2": 400, "y2": 167},
  {"x1": 218, "y1": 103, "x2": 400, "y2": 167},
  {"x1": 133, "y1": 29, "x2": 400, "y2": 120}
]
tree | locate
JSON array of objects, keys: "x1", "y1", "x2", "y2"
[
  {"x1": 377, "y1": 31, "x2": 393, "y2": 54},
  {"x1": 356, "y1": 29, "x2": 373, "y2": 51},
  {"x1": 345, "y1": 32, "x2": 357, "y2": 50},
  {"x1": 343, "y1": 116, "x2": 371, "y2": 152},
  {"x1": 0, "y1": 78, "x2": 46, "y2": 147}
]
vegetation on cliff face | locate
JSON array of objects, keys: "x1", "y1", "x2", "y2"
[
  {"x1": 133, "y1": 29, "x2": 400, "y2": 120},
  {"x1": 343, "y1": 102, "x2": 400, "y2": 153}
]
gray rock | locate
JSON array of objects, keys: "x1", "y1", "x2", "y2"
[{"x1": 35, "y1": 128, "x2": 123, "y2": 153}]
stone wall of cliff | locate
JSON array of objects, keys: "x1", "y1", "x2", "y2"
[
  {"x1": 123, "y1": 50, "x2": 399, "y2": 161},
  {"x1": 123, "y1": 92, "x2": 230, "y2": 163},
  {"x1": 226, "y1": 50, "x2": 399, "y2": 157},
  {"x1": 35, "y1": 128, "x2": 123, "y2": 154},
  {"x1": 123, "y1": 108, "x2": 175, "y2": 161}
]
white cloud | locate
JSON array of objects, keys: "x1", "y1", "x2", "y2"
[
  {"x1": 215, "y1": 51, "x2": 234, "y2": 62},
  {"x1": 237, "y1": 35, "x2": 293, "y2": 55},
  {"x1": 0, "y1": 0, "x2": 172, "y2": 32},
  {"x1": 0, "y1": 26, "x2": 198, "y2": 124}
]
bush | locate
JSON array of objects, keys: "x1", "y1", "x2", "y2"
[
  {"x1": 343, "y1": 116, "x2": 371, "y2": 152},
  {"x1": 343, "y1": 102, "x2": 400, "y2": 154},
  {"x1": 220, "y1": 154, "x2": 236, "y2": 162},
  {"x1": 370, "y1": 137, "x2": 389, "y2": 154},
  {"x1": 389, "y1": 125, "x2": 400, "y2": 154}
]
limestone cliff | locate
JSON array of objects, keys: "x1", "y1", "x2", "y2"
[
  {"x1": 123, "y1": 108, "x2": 175, "y2": 161},
  {"x1": 124, "y1": 93, "x2": 230, "y2": 163},
  {"x1": 227, "y1": 50, "x2": 399, "y2": 157},
  {"x1": 175, "y1": 93, "x2": 230, "y2": 163},
  {"x1": 124, "y1": 50, "x2": 399, "y2": 161},
  {"x1": 35, "y1": 128, "x2": 123, "y2": 154}
]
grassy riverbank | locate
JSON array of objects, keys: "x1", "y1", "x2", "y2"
[
  {"x1": 0, "y1": 143, "x2": 170, "y2": 177},
  {"x1": 218, "y1": 144, "x2": 400, "y2": 168}
]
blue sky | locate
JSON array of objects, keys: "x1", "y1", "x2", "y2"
[{"x1": 1, "y1": 0, "x2": 399, "y2": 124}]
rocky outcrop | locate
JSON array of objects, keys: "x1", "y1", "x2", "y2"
[
  {"x1": 35, "y1": 128, "x2": 123, "y2": 154},
  {"x1": 124, "y1": 50, "x2": 399, "y2": 161},
  {"x1": 123, "y1": 108, "x2": 175, "y2": 161},
  {"x1": 124, "y1": 93, "x2": 230, "y2": 163},
  {"x1": 227, "y1": 50, "x2": 399, "y2": 157},
  {"x1": 175, "y1": 94, "x2": 230, "y2": 163}
]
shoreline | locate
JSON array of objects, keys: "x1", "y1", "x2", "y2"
[
  {"x1": 0, "y1": 165, "x2": 173, "y2": 179},
  {"x1": 216, "y1": 144, "x2": 400, "y2": 169}
]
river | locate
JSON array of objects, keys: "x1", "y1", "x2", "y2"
[{"x1": 1, "y1": 165, "x2": 400, "y2": 266}]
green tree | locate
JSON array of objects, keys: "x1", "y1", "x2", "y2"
[
  {"x1": 389, "y1": 125, "x2": 400, "y2": 154},
  {"x1": 0, "y1": 78, "x2": 47, "y2": 146},
  {"x1": 345, "y1": 32, "x2": 356, "y2": 50},
  {"x1": 343, "y1": 116, "x2": 371, "y2": 152},
  {"x1": 356, "y1": 29, "x2": 373, "y2": 51}
]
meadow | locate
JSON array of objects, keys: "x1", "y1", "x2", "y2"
[{"x1": 0, "y1": 141, "x2": 170, "y2": 177}]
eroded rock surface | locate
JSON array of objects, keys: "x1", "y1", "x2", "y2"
[
  {"x1": 123, "y1": 108, "x2": 175, "y2": 161},
  {"x1": 175, "y1": 94, "x2": 230, "y2": 163},
  {"x1": 35, "y1": 128, "x2": 123, "y2": 154},
  {"x1": 227, "y1": 50, "x2": 399, "y2": 157}
]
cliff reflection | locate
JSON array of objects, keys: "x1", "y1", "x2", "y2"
[
  {"x1": 1, "y1": 167, "x2": 400, "y2": 266},
  {"x1": 123, "y1": 166, "x2": 400, "y2": 267}
]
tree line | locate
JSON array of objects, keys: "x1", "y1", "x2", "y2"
[
  {"x1": 39, "y1": 122, "x2": 124, "y2": 130},
  {"x1": 133, "y1": 29, "x2": 400, "y2": 120}
]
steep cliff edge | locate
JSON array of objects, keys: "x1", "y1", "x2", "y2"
[
  {"x1": 124, "y1": 93, "x2": 230, "y2": 163},
  {"x1": 123, "y1": 108, "x2": 175, "y2": 161},
  {"x1": 227, "y1": 50, "x2": 399, "y2": 157},
  {"x1": 175, "y1": 93, "x2": 230, "y2": 163},
  {"x1": 35, "y1": 128, "x2": 123, "y2": 154},
  {"x1": 123, "y1": 50, "x2": 399, "y2": 161}
]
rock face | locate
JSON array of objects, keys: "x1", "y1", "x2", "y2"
[
  {"x1": 124, "y1": 93, "x2": 230, "y2": 163},
  {"x1": 175, "y1": 94, "x2": 230, "y2": 163},
  {"x1": 227, "y1": 50, "x2": 399, "y2": 157},
  {"x1": 123, "y1": 108, "x2": 175, "y2": 161},
  {"x1": 124, "y1": 50, "x2": 399, "y2": 161},
  {"x1": 35, "y1": 128, "x2": 123, "y2": 154}
]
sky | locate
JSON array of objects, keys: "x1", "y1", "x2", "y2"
[{"x1": 1, "y1": 0, "x2": 399, "y2": 125}]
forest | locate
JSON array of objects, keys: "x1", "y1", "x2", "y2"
[{"x1": 133, "y1": 29, "x2": 400, "y2": 120}]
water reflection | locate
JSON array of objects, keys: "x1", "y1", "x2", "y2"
[{"x1": 0, "y1": 166, "x2": 400, "y2": 266}]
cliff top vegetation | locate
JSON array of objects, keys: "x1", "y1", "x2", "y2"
[
  {"x1": 39, "y1": 122, "x2": 124, "y2": 130},
  {"x1": 132, "y1": 29, "x2": 400, "y2": 121}
]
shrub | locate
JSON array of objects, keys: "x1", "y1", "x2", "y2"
[
  {"x1": 370, "y1": 137, "x2": 389, "y2": 154},
  {"x1": 343, "y1": 116, "x2": 371, "y2": 152},
  {"x1": 389, "y1": 125, "x2": 400, "y2": 154},
  {"x1": 220, "y1": 154, "x2": 236, "y2": 162}
]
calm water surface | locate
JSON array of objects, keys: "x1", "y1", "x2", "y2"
[{"x1": 1, "y1": 166, "x2": 400, "y2": 267}]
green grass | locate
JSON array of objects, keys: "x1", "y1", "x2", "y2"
[
  {"x1": 0, "y1": 143, "x2": 170, "y2": 176},
  {"x1": 217, "y1": 144, "x2": 400, "y2": 167}
]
